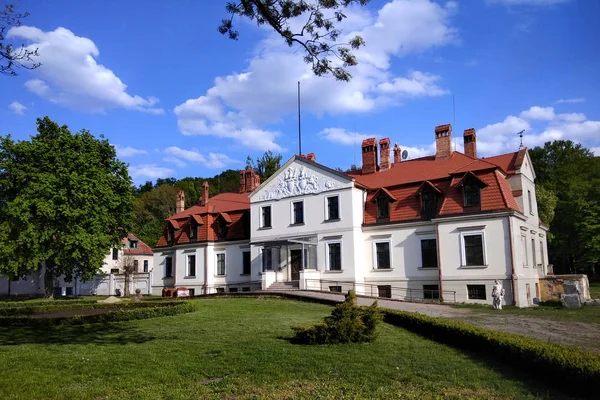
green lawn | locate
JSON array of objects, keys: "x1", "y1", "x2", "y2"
[
  {"x1": 0, "y1": 298, "x2": 575, "y2": 399},
  {"x1": 589, "y1": 281, "x2": 600, "y2": 299}
]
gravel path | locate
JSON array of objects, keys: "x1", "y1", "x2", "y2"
[{"x1": 275, "y1": 290, "x2": 600, "y2": 353}]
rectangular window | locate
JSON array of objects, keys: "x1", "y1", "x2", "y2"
[
  {"x1": 467, "y1": 284, "x2": 486, "y2": 300},
  {"x1": 188, "y1": 255, "x2": 196, "y2": 277},
  {"x1": 133, "y1": 259, "x2": 139, "y2": 273},
  {"x1": 521, "y1": 235, "x2": 528, "y2": 266},
  {"x1": 327, "y1": 196, "x2": 339, "y2": 220},
  {"x1": 216, "y1": 253, "x2": 226, "y2": 276},
  {"x1": 377, "y1": 197, "x2": 389, "y2": 219},
  {"x1": 328, "y1": 243, "x2": 342, "y2": 271},
  {"x1": 421, "y1": 191, "x2": 436, "y2": 216},
  {"x1": 420, "y1": 239, "x2": 438, "y2": 268},
  {"x1": 129, "y1": 240, "x2": 138, "y2": 249},
  {"x1": 242, "y1": 287, "x2": 250, "y2": 292},
  {"x1": 229, "y1": 287, "x2": 238, "y2": 293},
  {"x1": 262, "y1": 248, "x2": 273, "y2": 271},
  {"x1": 165, "y1": 257, "x2": 173, "y2": 278},
  {"x1": 375, "y1": 242, "x2": 391, "y2": 269},
  {"x1": 531, "y1": 238, "x2": 537, "y2": 266},
  {"x1": 329, "y1": 286, "x2": 342, "y2": 293},
  {"x1": 423, "y1": 284, "x2": 440, "y2": 300},
  {"x1": 540, "y1": 240, "x2": 545, "y2": 266},
  {"x1": 242, "y1": 251, "x2": 251, "y2": 275},
  {"x1": 188, "y1": 288, "x2": 195, "y2": 297},
  {"x1": 143, "y1": 260, "x2": 149, "y2": 273},
  {"x1": 528, "y1": 190, "x2": 533, "y2": 215},
  {"x1": 293, "y1": 201, "x2": 304, "y2": 224},
  {"x1": 216, "y1": 287, "x2": 225, "y2": 293},
  {"x1": 261, "y1": 206, "x2": 272, "y2": 228},
  {"x1": 112, "y1": 248, "x2": 119, "y2": 260},
  {"x1": 110, "y1": 268, "x2": 119, "y2": 274},
  {"x1": 464, "y1": 184, "x2": 480, "y2": 207},
  {"x1": 189, "y1": 222, "x2": 197, "y2": 240},
  {"x1": 463, "y1": 234, "x2": 484, "y2": 266},
  {"x1": 378, "y1": 285, "x2": 392, "y2": 298}
]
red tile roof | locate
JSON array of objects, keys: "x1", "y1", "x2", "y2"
[
  {"x1": 484, "y1": 148, "x2": 527, "y2": 175},
  {"x1": 168, "y1": 192, "x2": 249, "y2": 220},
  {"x1": 123, "y1": 234, "x2": 153, "y2": 256}
]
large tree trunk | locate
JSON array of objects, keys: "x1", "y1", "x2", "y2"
[{"x1": 44, "y1": 265, "x2": 55, "y2": 299}]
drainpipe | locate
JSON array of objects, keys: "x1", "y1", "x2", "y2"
[
  {"x1": 436, "y1": 223, "x2": 444, "y2": 301},
  {"x1": 203, "y1": 244, "x2": 208, "y2": 295},
  {"x1": 507, "y1": 216, "x2": 518, "y2": 306}
]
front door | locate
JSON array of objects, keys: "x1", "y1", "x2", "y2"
[{"x1": 290, "y1": 250, "x2": 302, "y2": 281}]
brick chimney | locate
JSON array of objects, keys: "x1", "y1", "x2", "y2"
[
  {"x1": 239, "y1": 168, "x2": 260, "y2": 193},
  {"x1": 361, "y1": 138, "x2": 377, "y2": 175},
  {"x1": 379, "y1": 138, "x2": 391, "y2": 171},
  {"x1": 393, "y1": 144, "x2": 401, "y2": 164},
  {"x1": 464, "y1": 128, "x2": 477, "y2": 158},
  {"x1": 435, "y1": 124, "x2": 452, "y2": 161},
  {"x1": 201, "y1": 181, "x2": 209, "y2": 205},
  {"x1": 176, "y1": 190, "x2": 185, "y2": 213},
  {"x1": 306, "y1": 152, "x2": 316, "y2": 162}
]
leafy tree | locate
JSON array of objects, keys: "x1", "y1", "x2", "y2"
[
  {"x1": 1, "y1": 3, "x2": 40, "y2": 76},
  {"x1": 0, "y1": 117, "x2": 133, "y2": 296},
  {"x1": 132, "y1": 184, "x2": 178, "y2": 247},
  {"x1": 246, "y1": 150, "x2": 282, "y2": 181},
  {"x1": 535, "y1": 183, "x2": 557, "y2": 228},
  {"x1": 220, "y1": 0, "x2": 370, "y2": 81},
  {"x1": 530, "y1": 140, "x2": 600, "y2": 276}
]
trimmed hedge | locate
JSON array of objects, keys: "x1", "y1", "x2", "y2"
[
  {"x1": 383, "y1": 309, "x2": 600, "y2": 394},
  {"x1": 0, "y1": 298, "x2": 98, "y2": 309},
  {"x1": 0, "y1": 299, "x2": 182, "y2": 316},
  {"x1": 0, "y1": 301, "x2": 198, "y2": 328}
]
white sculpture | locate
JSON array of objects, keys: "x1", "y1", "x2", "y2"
[
  {"x1": 491, "y1": 280, "x2": 505, "y2": 310},
  {"x1": 262, "y1": 166, "x2": 337, "y2": 200}
]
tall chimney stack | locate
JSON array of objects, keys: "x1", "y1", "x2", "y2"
[
  {"x1": 393, "y1": 144, "x2": 402, "y2": 164},
  {"x1": 176, "y1": 190, "x2": 185, "y2": 213},
  {"x1": 435, "y1": 124, "x2": 452, "y2": 161},
  {"x1": 361, "y1": 138, "x2": 377, "y2": 175},
  {"x1": 201, "y1": 181, "x2": 209, "y2": 205},
  {"x1": 379, "y1": 138, "x2": 391, "y2": 171},
  {"x1": 239, "y1": 168, "x2": 261, "y2": 193},
  {"x1": 464, "y1": 128, "x2": 477, "y2": 158}
]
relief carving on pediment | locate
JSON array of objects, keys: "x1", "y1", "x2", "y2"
[{"x1": 262, "y1": 167, "x2": 337, "y2": 200}]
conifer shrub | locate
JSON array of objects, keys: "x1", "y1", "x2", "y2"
[{"x1": 292, "y1": 290, "x2": 382, "y2": 344}]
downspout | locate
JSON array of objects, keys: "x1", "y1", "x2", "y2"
[
  {"x1": 507, "y1": 215, "x2": 518, "y2": 306},
  {"x1": 436, "y1": 223, "x2": 444, "y2": 301},
  {"x1": 203, "y1": 244, "x2": 208, "y2": 295}
]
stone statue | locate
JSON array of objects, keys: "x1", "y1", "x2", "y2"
[{"x1": 491, "y1": 280, "x2": 505, "y2": 310}]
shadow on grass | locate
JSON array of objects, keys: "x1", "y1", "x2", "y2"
[{"x1": 0, "y1": 323, "x2": 156, "y2": 346}]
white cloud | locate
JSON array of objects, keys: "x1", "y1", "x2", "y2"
[
  {"x1": 129, "y1": 165, "x2": 174, "y2": 180},
  {"x1": 591, "y1": 147, "x2": 600, "y2": 156},
  {"x1": 520, "y1": 106, "x2": 555, "y2": 120},
  {"x1": 174, "y1": 0, "x2": 458, "y2": 150},
  {"x1": 7, "y1": 26, "x2": 163, "y2": 114},
  {"x1": 376, "y1": 71, "x2": 448, "y2": 96},
  {"x1": 319, "y1": 128, "x2": 370, "y2": 146},
  {"x1": 115, "y1": 145, "x2": 147, "y2": 158},
  {"x1": 163, "y1": 146, "x2": 240, "y2": 169},
  {"x1": 555, "y1": 98, "x2": 585, "y2": 104},
  {"x1": 8, "y1": 101, "x2": 26, "y2": 115}
]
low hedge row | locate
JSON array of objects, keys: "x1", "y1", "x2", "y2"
[
  {"x1": 383, "y1": 309, "x2": 600, "y2": 394},
  {"x1": 0, "y1": 299, "x2": 182, "y2": 316},
  {"x1": 0, "y1": 298, "x2": 99, "y2": 309},
  {"x1": 0, "y1": 301, "x2": 198, "y2": 328}
]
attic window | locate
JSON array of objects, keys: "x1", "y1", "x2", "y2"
[
  {"x1": 128, "y1": 239, "x2": 138, "y2": 249},
  {"x1": 421, "y1": 191, "x2": 437, "y2": 216},
  {"x1": 464, "y1": 184, "x2": 480, "y2": 207},
  {"x1": 167, "y1": 226, "x2": 175, "y2": 245},
  {"x1": 189, "y1": 221, "x2": 197, "y2": 241},
  {"x1": 377, "y1": 197, "x2": 389, "y2": 219},
  {"x1": 217, "y1": 219, "x2": 228, "y2": 240}
]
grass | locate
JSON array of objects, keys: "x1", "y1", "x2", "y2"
[
  {"x1": 455, "y1": 300, "x2": 600, "y2": 324},
  {"x1": 0, "y1": 298, "x2": 579, "y2": 399},
  {"x1": 589, "y1": 281, "x2": 600, "y2": 299}
]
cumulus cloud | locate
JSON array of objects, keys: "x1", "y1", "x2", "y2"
[
  {"x1": 8, "y1": 101, "x2": 26, "y2": 115},
  {"x1": 520, "y1": 106, "x2": 555, "y2": 120},
  {"x1": 487, "y1": 0, "x2": 570, "y2": 6},
  {"x1": 174, "y1": 0, "x2": 458, "y2": 150},
  {"x1": 115, "y1": 145, "x2": 147, "y2": 158},
  {"x1": 7, "y1": 26, "x2": 163, "y2": 114},
  {"x1": 129, "y1": 165, "x2": 174, "y2": 180},
  {"x1": 555, "y1": 98, "x2": 585, "y2": 104},
  {"x1": 163, "y1": 146, "x2": 240, "y2": 169},
  {"x1": 319, "y1": 128, "x2": 371, "y2": 146}
]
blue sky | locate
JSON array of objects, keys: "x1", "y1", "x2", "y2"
[{"x1": 1, "y1": 0, "x2": 599, "y2": 184}]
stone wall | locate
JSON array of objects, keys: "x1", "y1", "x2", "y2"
[{"x1": 539, "y1": 274, "x2": 590, "y2": 302}]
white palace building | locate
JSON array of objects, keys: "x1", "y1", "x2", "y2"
[{"x1": 152, "y1": 124, "x2": 549, "y2": 307}]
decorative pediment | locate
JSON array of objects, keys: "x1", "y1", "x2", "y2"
[{"x1": 254, "y1": 158, "x2": 352, "y2": 201}]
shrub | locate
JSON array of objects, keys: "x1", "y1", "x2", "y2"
[
  {"x1": 0, "y1": 299, "x2": 180, "y2": 316},
  {"x1": 293, "y1": 291, "x2": 382, "y2": 344},
  {"x1": 0, "y1": 301, "x2": 198, "y2": 328},
  {"x1": 383, "y1": 309, "x2": 600, "y2": 394}
]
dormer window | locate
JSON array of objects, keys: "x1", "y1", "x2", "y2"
[
  {"x1": 189, "y1": 221, "x2": 197, "y2": 241},
  {"x1": 167, "y1": 227, "x2": 175, "y2": 245},
  {"x1": 416, "y1": 181, "x2": 441, "y2": 219},
  {"x1": 128, "y1": 239, "x2": 138, "y2": 249},
  {"x1": 377, "y1": 197, "x2": 389, "y2": 219},
  {"x1": 464, "y1": 183, "x2": 480, "y2": 207},
  {"x1": 218, "y1": 219, "x2": 228, "y2": 240}
]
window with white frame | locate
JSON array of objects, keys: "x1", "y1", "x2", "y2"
[
  {"x1": 539, "y1": 240, "x2": 545, "y2": 267},
  {"x1": 187, "y1": 254, "x2": 196, "y2": 277},
  {"x1": 216, "y1": 252, "x2": 225, "y2": 276},
  {"x1": 521, "y1": 235, "x2": 528, "y2": 266},
  {"x1": 374, "y1": 240, "x2": 391, "y2": 269},
  {"x1": 531, "y1": 238, "x2": 537, "y2": 266},
  {"x1": 143, "y1": 260, "x2": 149, "y2": 273},
  {"x1": 327, "y1": 242, "x2": 342, "y2": 271},
  {"x1": 261, "y1": 205, "x2": 272, "y2": 228},
  {"x1": 292, "y1": 201, "x2": 304, "y2": 224},
  {"x1": 326, "y1": 195, "x2": 340, "y2": 220},
  {"x1": 460, "y1": 231, "x2": 486, "y2": 267},
  {"x1": 262, "y1": 248, "x2": 273, "y2": 271},
  {"x1": 165, "y1": 257, "x2": 173, "y2": 278}
]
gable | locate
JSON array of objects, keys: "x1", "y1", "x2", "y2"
[{"x1": 251, "y1": 156, "x2": 353, "y2": 202}]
